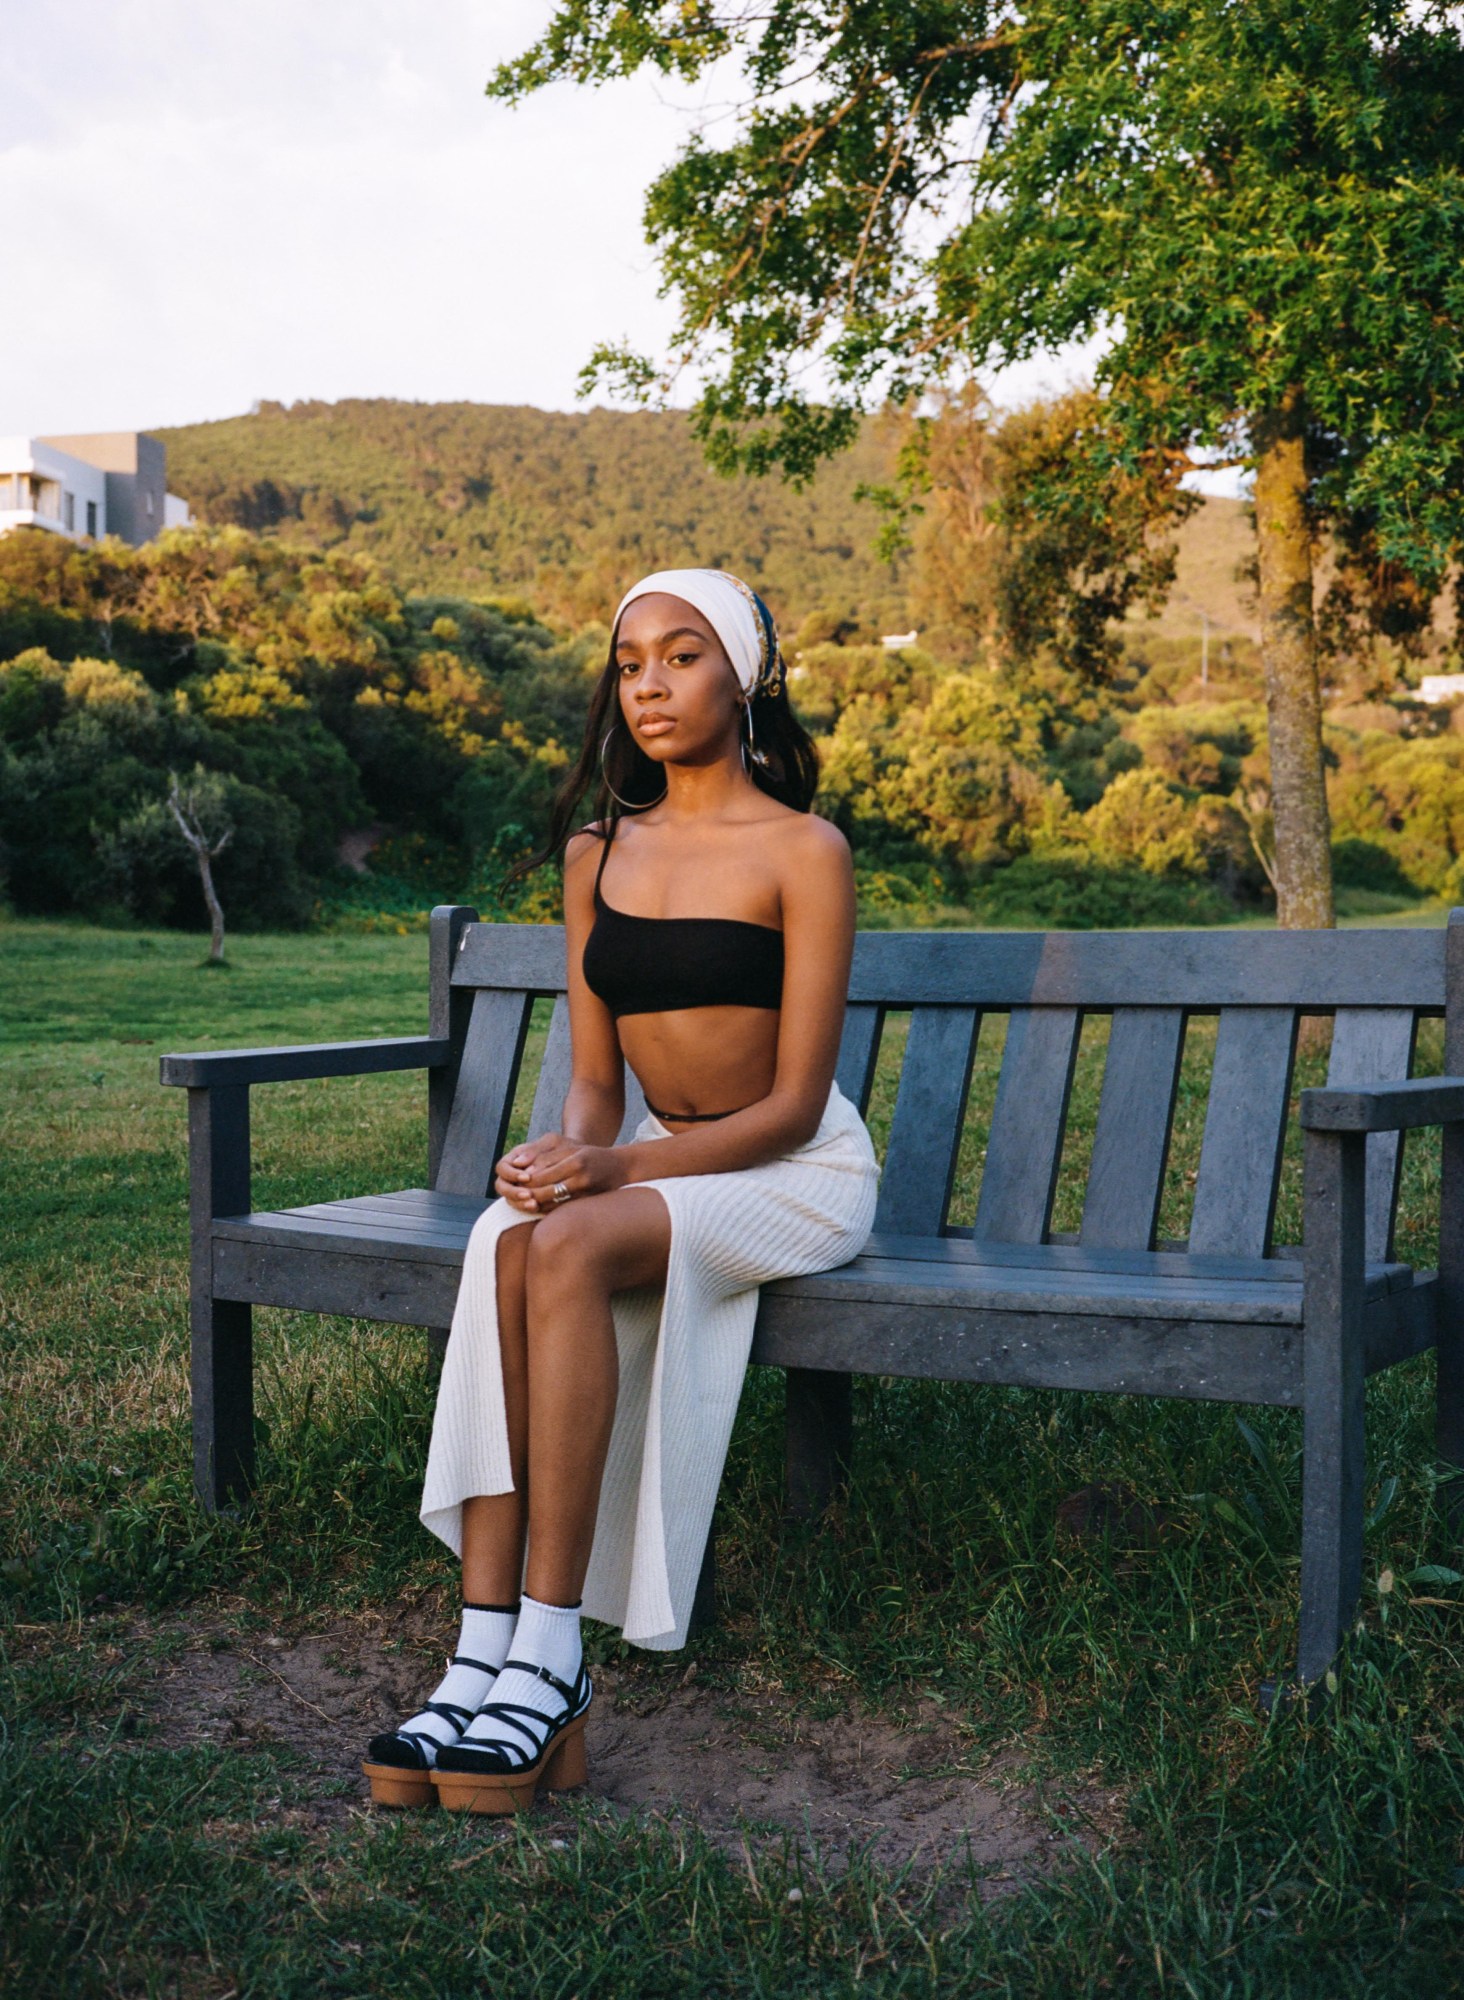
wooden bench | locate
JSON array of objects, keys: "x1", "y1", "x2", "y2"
[{"x1": 161, "y1": 906, "x2": 1464, "y2": 1690}]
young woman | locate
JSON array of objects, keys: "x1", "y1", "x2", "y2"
[{"x1": 363, "y1": 568, "x2": 880, "y2": 1813}]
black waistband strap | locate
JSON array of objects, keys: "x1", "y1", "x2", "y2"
[{"x1": 646, "y1": 1100, "x2": 751, "y2": 1123}]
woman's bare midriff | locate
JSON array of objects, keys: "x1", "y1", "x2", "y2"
[{"x1": 617, "y1": 1003, "x2": 780, "y2": 1122}]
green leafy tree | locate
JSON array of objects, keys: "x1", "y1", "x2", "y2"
[{"x1": 495, "y1": 1, "x2": 1464, "y2": 927}]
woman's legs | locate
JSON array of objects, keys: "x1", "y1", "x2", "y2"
[
  {"x1": 460, "y1": 1218, "x2": 536, "y2": 1603},
  {"x1": 521, "y1": 1187, "x2": 671, "y2": 1605},
  {"x1": 460, "y1": 1188, "x2": 672, "y2": 1607}
]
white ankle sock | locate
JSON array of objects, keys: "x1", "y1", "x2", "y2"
[
  {"x1": 384, "y1": 1598, "x2": 519, "y2": 1765},
  {"x1": 456, "y1": 1591, "x2": 586, "y2": 1762}
]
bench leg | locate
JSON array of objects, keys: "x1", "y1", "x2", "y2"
[
  {"x1": 1296, "y1": 1128, "x2": 1367, "y2": 1689},
  {"x1": 785, "y1": 1368, "x2": 853, "y2": 1522},
  {"x1": 192, "y1": 1296, "x2": 254, "y2": 1512},
  {"x1": 1438, "y1": 1123, "x2": 1464, "y2": 1535},
  {"x1": 688, "y1": 1522, "x2": 717, "y2": 1639}
]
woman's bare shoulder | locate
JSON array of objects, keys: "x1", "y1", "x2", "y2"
[
  {"x1": 564, "y1": 821, "x2": 610, "y2": 873},
  {"x1": 775, "y1": 809, "x2": 851, "y2": 871}
]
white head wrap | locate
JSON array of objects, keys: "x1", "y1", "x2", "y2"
[{"x1": 613, "y1": 567, "x2": 776, "y2": 698}]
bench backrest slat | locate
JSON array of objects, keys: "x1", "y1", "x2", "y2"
[
  {"x1": 1188, "y1": 1007, "x2": 1298, "y2": 1258},
  {"x1": 1328, "y1": 1006, "x2": 1418, "y2": 1262},
  {"x1": 1080, "y1": 1007, "x2": 1187, "y2": 1251},
  {"x1": 873, "y1": 1006, "x2": 981, "y2": 1236},
  {"x1": 835, "y1": 1003, "x2": 886, "y2": 1114},
  {"x1": 528, "y1": 996, "x2": 575, "y2": 1142},
  {"x1": 435, "y1": 988, "x2": 536, "y2": 1196},
  {"x1": 972, "y1": 1007, "x2": 1083, "y2": 1244}
]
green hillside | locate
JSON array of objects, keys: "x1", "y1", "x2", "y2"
[{"x1": 158, "y1": 400, "x2": 911, "y2": 634}]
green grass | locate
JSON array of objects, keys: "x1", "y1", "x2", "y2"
[{"x1": 4, "y1": 915, "x2": 1464, "y2": 1996}]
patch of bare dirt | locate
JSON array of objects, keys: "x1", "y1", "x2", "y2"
[{"x1": 126, "y1": 1609, "x2": 1119, "y2": 1900}]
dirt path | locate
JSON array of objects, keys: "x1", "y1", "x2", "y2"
[{"x1": 127, "y1": 1608, "x2": 1119, "y2": 1903}]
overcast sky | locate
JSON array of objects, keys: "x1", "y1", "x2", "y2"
[{"x1": 0, "y1": 0, "x2": 1109, "y2": 442}]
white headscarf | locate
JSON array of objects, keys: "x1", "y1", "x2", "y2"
[{"x1": 613, "y1": 567, "x2": 772, "y2": 697}]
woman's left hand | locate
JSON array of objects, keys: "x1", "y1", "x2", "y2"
[{"x1": 497, "y1": 1133, "x2": 629, "y2": 1212}]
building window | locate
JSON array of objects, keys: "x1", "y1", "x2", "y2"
[
  {"x1": 145, "y1": 488, "x2": 155, "y2": 517},
  {"x1": 86, "y1": 499, "x2": 97, "y2": 537},
  {"x1": 63, "y1": 492, "x2": 75, "y2": 531}
]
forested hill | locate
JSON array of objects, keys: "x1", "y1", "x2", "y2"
[{"x1": 158, "y1": 400, "x2": 909, "y2": 632}]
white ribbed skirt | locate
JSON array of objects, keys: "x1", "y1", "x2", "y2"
[{"x1": 419, "y1": 1078, "x2": 880, "y2": 1651}]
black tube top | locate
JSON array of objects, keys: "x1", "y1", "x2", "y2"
[{"x1": 581, "y1": 827, "x2": 784, "y2": 1018}]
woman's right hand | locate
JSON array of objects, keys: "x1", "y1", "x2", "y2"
[{"x1": 494, "y1": 1134, "x2": 564, "y2": 1214}]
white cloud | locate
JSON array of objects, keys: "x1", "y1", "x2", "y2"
[
  {"x1": 0, "y1": 1, "x2": 1106, "y2": 437},
  {"x1": 0, "y1": 1, "x2": 706, "y2": 432}
]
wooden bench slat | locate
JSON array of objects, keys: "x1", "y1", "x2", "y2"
[
  {"x1": 528, "y1": 995, "x2": 574, "y2": 1141},
  {"x1": 1080, "y1": 1008, "x2": 1186, "y2": 1250},
  {"x1": 1188, "y1": 1007, "x2": 1298, "y2": 1259},
  {"x1": 433, "y1": 989, "x2": 535, "y2": 1196},
  {"x1": 973, "y1": 1008, "x2": 1083, "y2": 1245},
  {"x1": 752, "y1": 1293, "x2": 1304, "y2": 1405},
  {"x1": 451, "y1": 922, "x2": 1450, "y2": 1008},
  {"x1": 835, "y1": 1003, "x2": 885, "y2": 1114},
  {"x1": 1327, "y1": 1006, "x2": 1418, "y2": 1262},
  {"x1": 874, "y1": 1006, "x2": 981, "y2": 1236}
]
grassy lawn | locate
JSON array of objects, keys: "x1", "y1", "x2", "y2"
[{"x1": 3, "y1": 915, "x2": 1464, "y2": 1997}]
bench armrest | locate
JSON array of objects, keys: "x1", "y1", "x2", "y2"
[
  {"x1": 1300, "y1": 1075, "x2": 1464, "y2": 1133},
  {"x1": 159, "y1": 1036, "x2": 453, "y2": 1089}
]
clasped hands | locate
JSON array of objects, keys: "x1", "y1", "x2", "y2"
[{"x1": 494, "y1": 1132, "x2": 629, "y2": 1215}]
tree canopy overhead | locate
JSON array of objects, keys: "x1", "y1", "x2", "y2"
[{"x1": 494, "y1": 0, "x2": 1464, "y2": 926}]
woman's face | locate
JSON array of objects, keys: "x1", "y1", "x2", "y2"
[{"x1": 614, "y1": 592, "x2": 743, "y2": 768}]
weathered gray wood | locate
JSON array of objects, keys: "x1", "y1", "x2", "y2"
[
  {"x1": 453, "y1": 919, "x2": 1449, "y2": 1009},
  {"x1": 214, "y1": 1212, "x2": 474, "y2": 1262},
  {"x1": 161, "y1": 1037, "x2": 452, "y2": 1089},
  {"x1": 1325, "y1": 1007, "x2": 1417, "y2": 1262},
  {"x1": 1081, "y1": 1008, "x2": 1186, "y2": 1251},
  {"x1": 752, "y1": 1293, "x2": 1302, "y2": 1405},
  {"x1": 213, "y1": 1236, "x2": 462, "y2": 1327},
  {"x1": 1298, "y1": 1127, "x2": 1368, "y2": 1685},
  {"x1": 429, "y1": 905, "x2": 478, "y2": 1185},
  {"x1": 1362, "y1": 1277, "x2": 1438, "y2": 1377},
  {"x1": 784, "y1": 1370, "x2": 853, "y2": 1520},
  {"x1": 973, "y1": 1008, "x2": 1082, "y2": 1245},
  {"x1": 1301, "y1": 1074, "x2": 1464, "y2": 1132},
  {"x1": 771, "y1": 1253, "x2": 1304, "y2": 1323},
  {"x1": 1188, "y1": 1008, "x2": 1297, "y2": 1259},
  {"x1": 835, "y1": 1004, "x2": 885, "y2": 1114},
  {"x1": 689, "y1": 1526, "x2": 717, "y2": 1638},
  {"x1": 1438, "y1": 909, "x2": 1464, "y2": 1528},
  {"x1": 433, "y1": 989, "x2": 535, "y2": 1196},
  {"x1": 188, "y1": 1083, "x2": 254, "y2": 1511},
  {"x1": 453, "y1": 923, "x2": 569, "y2": 992},
  {"x1": 873, "y1": 1007, "x2": 981, "y2": 1235},
  {"x1": 528, "y1": 996, "x2": 575, "y2": 1140}
]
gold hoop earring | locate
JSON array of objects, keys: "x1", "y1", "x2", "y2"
[{"x1": 600, "y1": 720, "x2": 667, "y2": 810}]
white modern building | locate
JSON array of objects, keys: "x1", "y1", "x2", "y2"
[{"x1": 0, "y1": 432, "x2": 191, "y2": 546}]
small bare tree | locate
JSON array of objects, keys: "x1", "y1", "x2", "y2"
[{"x1": 167, "y1": 770, "x2": 233, "y2": 964}]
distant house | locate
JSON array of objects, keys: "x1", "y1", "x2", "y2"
[
  {"x1": 0, "y1": 432, "x2": 191, "y2": 547},
  {"x1": 1419, "y1": 674, "x2": 1464, "y2": 706}
]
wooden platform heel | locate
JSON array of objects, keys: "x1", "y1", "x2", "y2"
[
  {"x1": 432, "y1": 1712, "x2": 588, "y2": 1815},
  {"x1": 360, "y1": 1759, "x2": 437, "y2": 1810},
  {"x1": 431, "y1": 1658, "x2": 593, "y2": 1815}
]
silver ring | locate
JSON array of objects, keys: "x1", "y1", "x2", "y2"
[{"x1": 551, "y1": 1181, "x2": 572, "y2": 1204}]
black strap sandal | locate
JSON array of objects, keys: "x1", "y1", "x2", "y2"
[
  {"x1": 433, "y1": 1657, "x2": 593, "y2": 1776},
  {"x1": 365, "y1": 1654, "x2": 498, "y2": 1771}
]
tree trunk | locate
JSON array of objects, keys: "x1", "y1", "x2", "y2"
[
  {"x1": 1253, "y1": 390, "x2": 1334, "y2": 930},
  {"x1": 197, "y1": 849, "x2": 226, "y2": 963}
]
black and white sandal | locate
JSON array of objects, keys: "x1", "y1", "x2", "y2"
[
  {"x1": 361, "y1": 1654, "x2": 500, "y2": 1808},
  {"x1": 431, "y1": 1657, "x2": 594, "y2": 1814}
]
